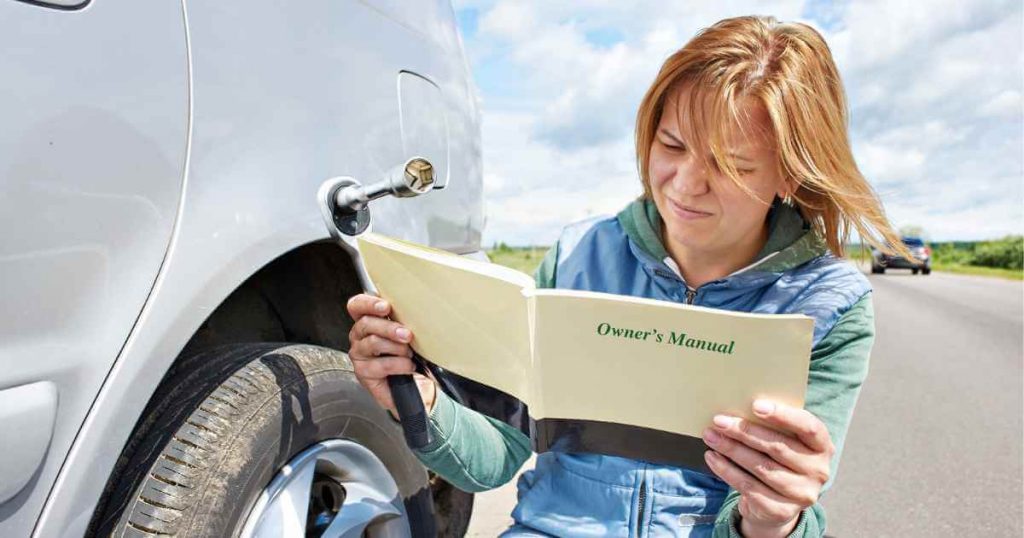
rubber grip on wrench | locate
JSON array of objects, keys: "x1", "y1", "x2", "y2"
[{"x1": 388, "y1": 373, "x2": 431, "y2": 449}]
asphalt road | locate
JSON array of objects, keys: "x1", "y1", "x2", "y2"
[{"x1": 465, "y1": 268, "x2": 1024, "y2": 537}]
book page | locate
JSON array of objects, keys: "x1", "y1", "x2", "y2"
[
  {"x1": 529, "y1": 289, "x2": 813, "y2": 437},
  {"x1": 357, "y1": 233, "x2": 536, "y2": 403}
]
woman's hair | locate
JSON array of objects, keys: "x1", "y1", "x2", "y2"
[{"x1": 635, "y1": 15, "x2": 912, "y2": 259}]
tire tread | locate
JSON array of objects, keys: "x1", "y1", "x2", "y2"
[
  {"x1": 115, "y1": 344, "x2": 284, "y2": 536},
  {"x1": 94, "y1": 343, "x2": 443, "y2": 538}
]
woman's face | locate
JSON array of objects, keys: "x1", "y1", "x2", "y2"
[{"x1": 649, "y1": 90, "x2": 789, "y2": 258}]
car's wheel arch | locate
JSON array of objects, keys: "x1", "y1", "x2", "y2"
[
  {"x1": 84, "y1": 240, "x2": 472, "y2": 536},
  {"x1": 178, "y1": 240, "x2": 365, "y2": 358}
]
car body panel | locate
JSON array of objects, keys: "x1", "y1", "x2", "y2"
[
  {"x1": 0, "y1": 0, "x2": 483, "y2": 536},
  {"x1": 0, "y1": 0, "x2": 188, "y2": 533},
  {"x1": 0, "y1": 381, "x2": 58, "y2": 505},
  {"x1": 399, "y1": 71, "x2": 451, "y2": 189}
]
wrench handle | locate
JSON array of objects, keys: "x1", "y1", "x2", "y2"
[{"x1": 388, "y1": 371, "x2": 431, "y2": 449}]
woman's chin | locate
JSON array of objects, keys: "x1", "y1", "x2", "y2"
[
  {"x1": 665, "y1": 216, "x2": 712, "y2": 234},
  {"x1": 663, "y1": 223, "x2": 715, "y2": 251}
]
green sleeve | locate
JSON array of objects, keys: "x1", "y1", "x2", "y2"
[
  {"x1": 534, "y1": 242, "x2": 558, "y2": 288},
  {"x1": 411, "y1": 244, "x2": 559, "y2": 492},
  {"x1": 713, "y1": 293, "x2": 875, "y2": 537},
  {"x1": 413, "y1": 388, "x2": 532, "y2": 492}
]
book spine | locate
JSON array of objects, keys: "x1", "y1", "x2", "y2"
[{"x1": 524, "y1": 291, "x2": 543, "y2": 419}]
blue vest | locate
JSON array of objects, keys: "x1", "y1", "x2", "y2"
[{"x1": 507, "y1": 210, "x2": 871, "y2": 537}]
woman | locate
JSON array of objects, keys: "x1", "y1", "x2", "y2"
[{"x1": 346, "y1": 16, "x2": 911, "y2": 538}]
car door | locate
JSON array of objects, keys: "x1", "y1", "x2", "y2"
[{"x1": 0, "y1": 0, "x2": 187, "y2": 533}]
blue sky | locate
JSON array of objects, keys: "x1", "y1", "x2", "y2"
[{"x1": 452, "y1": 0, "x2": 1023, "y2": 246}]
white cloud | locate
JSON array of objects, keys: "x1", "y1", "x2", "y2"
[
  {"x1": 980, "y1": 90, "x2": 1023, "y2": 119},
  {"x1": 477, "y1": 108, "x2": 642, "y2": 245},
  {"x1": 855, "y1": 142, "x2": 927, "y2": 186},
  {"x1": 478, "y1": 2, "x2": 537, "y2": 38},
  {"x1": 884, "y1": 184, "x2": 1023, "y2": 241}
]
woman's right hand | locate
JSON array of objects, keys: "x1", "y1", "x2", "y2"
[{"x1": 346, "y1": 293, "x2": 436, "y2": 416}]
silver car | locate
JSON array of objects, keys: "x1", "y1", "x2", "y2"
[
  {"x1": 1, "y1": 0, "x2": 483, "y2": 536},
  {"x1": 870, "y1": 237, "x2": 932, "y2": 275}
]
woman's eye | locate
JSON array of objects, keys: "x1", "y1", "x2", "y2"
[
  {"x1": 661, "y1": 140, "x2": 685, "y2": 152},
  {"x1": 737, "y1": 168, "x2": 755, "y2": 176}
]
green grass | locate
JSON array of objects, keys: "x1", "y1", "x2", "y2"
[
  {"x1": 487, "y1": 246, "x2": 549, "y2": 275},
  {"x1": 931, "y1": 263, "x2": 1023, "y2": 280},
  {"x1": 843, "y1": 247, "x2": 872, "y2": 262}
]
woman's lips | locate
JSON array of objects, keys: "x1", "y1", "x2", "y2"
[{"x1": 668, "y1": 199, "x2": 712, "y2": 220}]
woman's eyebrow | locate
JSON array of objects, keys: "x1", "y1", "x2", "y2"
[
  {"x1": 659, "y1": 128, "x2": 755, "y2": 163},
  {"x1": 727, "y1": 151, "x2": 755, "y2": 164},
  {"x1": 658, "y1": 129, "x2": 684, "y2": 144}
]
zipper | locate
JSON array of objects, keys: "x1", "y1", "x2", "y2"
[
  {"x1": 636, "y1": 478, "x2": 647, "y2": 536},
  {"x1": 661, "y1": 251, "x2": 781, "y2": 307},
  {"x1": 653, "y1": 265, "x2": 704, "y2": 305}
]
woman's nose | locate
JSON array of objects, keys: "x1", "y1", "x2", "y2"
[{"x1": 672, "y1": 158, "x2": 711, "y2": 196}]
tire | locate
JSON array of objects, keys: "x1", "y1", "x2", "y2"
[
  {"x1": 430, "y1": 473, "x2": 475, "y2": 537},
  {"x1": 91, "y1": 343, "x2": 465, "y2": 537},
  {"x1": 912, "y1": 268, "x2": 919, "y2": 275},
  {"x1": 922, "y1": 267, "x2": 931, "y2": 275}
]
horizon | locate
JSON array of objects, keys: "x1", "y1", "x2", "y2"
[{"x1": 485, "y1": 237, "x2": 1022, "y2": 250}]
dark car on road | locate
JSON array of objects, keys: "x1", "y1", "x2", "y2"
[{"x1": 872, "y1": 237, "x2": 931, "y2": 274}]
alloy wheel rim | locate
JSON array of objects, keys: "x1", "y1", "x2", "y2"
[{"x1": 239, "y1": 439, "x2": 410, "y2": 538}]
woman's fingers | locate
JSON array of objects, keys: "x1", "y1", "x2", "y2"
[
  {"x1": 351, "y1": 314, "x2": 413, "y2": 345},
  {"x1": 708, "y1": 401, "x2": 835, "y2": 489},
  {"x1": 352, "y1": 334, "x2": 411, "y2": 360},
  {"x1": 708, "y1": 415, "x2": 817, "y2": 475},
  {"x1": 346, "y1": 293, "x2": 390, "y2": 321},
  {"x1": 702, "y1": 427, "x2": 818, "y2": 507},
  {"x1": 346, "y1": 293, "x2": 415, "y2": 363},
  {"x1": 351, "y1": 354, "x2": 416, "y2": 380},
  {"x1": 345, "y1": 293, "x2": 434, "y2": 414},
  {"x1": 750, "y1": 400, "x2": 834, "y2": 455},
  {"x1": 703, "y1": 451, "x2": 801, "y2": 525}
]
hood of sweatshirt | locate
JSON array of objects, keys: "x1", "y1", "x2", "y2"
[{"x1": 616, "y1": 196, "x2": 829, "y2": 281}]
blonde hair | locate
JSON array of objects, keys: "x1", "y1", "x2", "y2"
[{"x1": 635, "y1": 15, "x2": 912, "y2": 259}]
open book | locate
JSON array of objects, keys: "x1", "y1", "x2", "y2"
[{"x1": 357, "y1": 232, "x2": 814, "y2": 470}]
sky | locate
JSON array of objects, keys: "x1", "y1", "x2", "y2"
[{"x1": 451, "y1": 0, "x2": 1024, "y2": 246}]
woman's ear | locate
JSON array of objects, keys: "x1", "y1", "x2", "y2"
[
  {"x1": 776, "y1": 178, "x2": 799, "y2": 200},
  {"x1": 777, "y1": 178, "x2": 799, "y2": 206}
]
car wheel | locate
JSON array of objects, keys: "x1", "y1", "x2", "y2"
[
  {"x1": 912, "y1": 268, "x2": 919, "y2": 275},
  {"x1": 430, "y1": 472, "x2": 474, "y2": 537},
  {"x1": 93, "y1": 342, "x2": 451, "y2": 538},
  {"x1": 922, "y1": 267, "x2": 931, "y2": 275}
]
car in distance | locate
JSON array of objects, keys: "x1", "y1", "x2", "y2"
[
  {"x1": 871, "y1": 237, "x2": 932, "y2": 275},
  {"x1": 0, "y1": 0, "x2": 482, "y2": 536}
]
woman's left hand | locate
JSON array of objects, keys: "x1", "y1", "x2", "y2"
[{"x1": 701, "y1": 400, "x2": 835, "y2": 538}]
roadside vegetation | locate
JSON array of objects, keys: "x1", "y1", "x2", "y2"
[
  {"x1": 847, "y1": 236, "x2": 1023, "y2": 280},
  {"x1": 487, "y1": 242, "x2": 548, "y2": 274},
  {"x1": 489, "y1": 237, "x2": 1024, "y2": 281}
]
